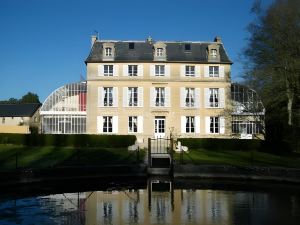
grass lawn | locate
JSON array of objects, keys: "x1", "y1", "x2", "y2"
[
  {"x1": 0, "y1": 144, "x2": 144, "y2": 171},
  {"x1": 174, "y1": 148, "x2": 300, "y2": 168}
]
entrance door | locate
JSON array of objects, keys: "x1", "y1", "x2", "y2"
[{"x1": 154, "y1": 116, "x2": 165, "y2": 138}]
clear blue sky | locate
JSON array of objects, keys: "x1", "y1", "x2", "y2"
[{"x1": 0, "y1": 0, "x2": 273, "y2": 102}]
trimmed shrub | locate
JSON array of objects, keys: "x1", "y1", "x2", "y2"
[
  {"x1": 0, "y1": 133, "x2": 136, "y2": 148},
  {"x1": 177, "y1": 138, "x2": 263, "y2": 151}
]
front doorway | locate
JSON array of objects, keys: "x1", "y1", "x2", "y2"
[{"x1": 154, "y1": 116, "x2": 165, "y2": 138}]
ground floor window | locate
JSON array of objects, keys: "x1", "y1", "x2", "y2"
[
  {"x1": 210, "y1": 117, "x2": 219, "y2": 134},
  {"x1": 103, "y1": 116, "x2": 113, "y2": 133},
  {"x1": 128, "y1": 116, "x2": 138, "y2": 133},
  {"x1": 186, "y1": 116, "x2": 195, "y2": 133}
]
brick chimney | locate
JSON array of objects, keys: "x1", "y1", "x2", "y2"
[{"x1": 214, "y1": 36, "x2": 222, "y2": 43}]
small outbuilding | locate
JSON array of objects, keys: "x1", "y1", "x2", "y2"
[{"x1": 0, "y1": 103, "x2": 41, "y2": 133}]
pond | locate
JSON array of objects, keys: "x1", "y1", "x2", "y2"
[{"x1": 0, "y1": 178, "x2": 299, "y2": 225}]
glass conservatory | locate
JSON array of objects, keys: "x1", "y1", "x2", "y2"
[
  {"x1": 40, "y1": 82, "x2": 87, "y2": 134},
  {"x1": 231, "y1": 83, "x2": 265, "y2": 138}
]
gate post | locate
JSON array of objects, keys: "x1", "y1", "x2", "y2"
[{"x1": 148, "y1": 138, "x2": 151, "y2": 167}]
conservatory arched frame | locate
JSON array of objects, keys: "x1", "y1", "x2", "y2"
[
  {"x1": 40, "y1": 82, "x2": 87, "y2": 134},
  {"x1": 231, "y1": 83, "x2": 265, "y2": 136}
]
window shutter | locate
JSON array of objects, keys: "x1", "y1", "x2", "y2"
[
  {"x1": 138, "y1": 87, "x2": 143, "y2": 107},
  {"x1": 98, "y1": 65, "x2": 104, "y2": 76},
  {"x1": 205, "y1": 117, "x2": 210, "y2": 134},
  {"x1": 165, "y1": 65, "x2": 170, "y2": 77},
  {"x1": 165, "y1": 87, "x2": 171, "y2": 107},
  {"x1": 150, "y1": 65, "x2": 155, "y2": 77},
  {"x1": 219, "y1": 66, "x2": 225, "y2": 78},
  {"x1": 180, "y1": 65, "x2": 185, "y2": 77},
  {"x1": 181, "y1": 116, "x2": 186, "y2": 134},
  {"x1": 220, "y1": 117, "x2": 225, "y2": 134},
  {"x1": 204, "y1": 88, "x2": 209, "y2": 108},
  {"x1": 138, "y1": 116, "x2": 143, "y2": 133},
  {"x1": 220, "y1": 88, "x2": 225, "y2": 108},
  {"x1": 123, "y1": 65, "x2": 128, "y2": 76},
  {"x1": 195, "y1": 116, "x2": 200, "y2": 134},
  {"x1": 123, "y1": 87, "x2": 128, "y2": 107},
  {"x1": 195, "y1": 88, "x2": 200, "y2": 108},
  {"x1": 204, "y1": 66, "x2": 209, "y2": 78},
  {"x1": 150, "y1": 87, "x2": 155, "y2": 107},
  {"x1": 112, "y1": 116, "x2": 118, "y2": 133},
  {"x1": 113, "y1": 65, "x2": 119, "y2": 76},
  {"x1": 97, "y1": 116, "x2": 103, "y2": 133},
  {"x1": 98, "y1": 87, "x2": 104, "y2": 107},
  {"x1": 195, "y1": 66, "x2": 200, "y2": 78},
  {"x1": 138, "y1": 65, "x2": 143, "y2": 77},
  {"x1": 180, "y1": 87, "x2": 185, "y2": 107},
  {"x1": 113, "y1": 87, "x2": 118, "y2": 107}
]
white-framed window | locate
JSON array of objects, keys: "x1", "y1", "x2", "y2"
[
  {"x1": 128, "y1": 65, "x2": 138, "y2": 76},
  {"x1": 185, "y1": 88, "x2": 195, "y2": 107},
  {"x1": 156, "y1": 48, "x2": 164, "y2": 57},
  {"x1": 128, "y1": 87, "x2": 138, "y2": 106},
  {"x1": 155, "y1": 87, "x2": 165, "y2": 106},
  {"x1": 105, "y1": 47, "x2": 112, "y2": 57},
  {"x1": 103, "y1": 116, "x2": 113, "y2": 133},
  {"x1": 155, "y1": 65, "x2": 165, "y2": 76},
  {"x1": 186, "y1": 116, "x2": 195, "y2": 133},
  {"x1": 211, "y1": 49, "x2": 217, "y2": 58},
  {"x1": 128, "y1": 116, "x2": 138, "y2": 133},
  {"x1": 210, "y1": 117, "x2": 219, "y2": 134},
  {"x1": 104, "y1": 65, "x2": 113, "y2": 76},
  {"x1": 209, "y1": 66, "x2": 219, "y2": 77},
  {"x1": 103, "y1": 87, "x2": 113, "y2": 106},
  {"x1": 209, "y1": 88, "x2": 219, "y2": 107},
  {"x1": 185, "y1": 66, "x2": 195, "y2": 76}
]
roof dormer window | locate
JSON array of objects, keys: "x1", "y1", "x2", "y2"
[
  {"x1": 105, "y1": 47, "x2": 112, "y2": 57},
  {"x1": 129, "y1": 42, "x2": 135, "y2": 50},
  {"x1": 211, "y1": 49, "x2": 217, "y2": 58},
  {"x1": 156, "y1": 48, "x2": 164, "y2": 57},
  {"x1": 185, "y1": 44, "x2": 191, "y2": 51}
]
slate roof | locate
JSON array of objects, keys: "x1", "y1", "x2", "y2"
[
  {"x1": 0, "y1": 103, "x2": 41, "y2": 117},
  {"x1": 85, "y1": 40, "x2": 232, "y2": 64}
]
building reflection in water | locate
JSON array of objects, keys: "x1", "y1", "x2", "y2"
[{"x1": 85, "y1": 179, "x2": 233, "y2": 225}]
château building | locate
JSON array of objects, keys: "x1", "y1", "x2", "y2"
[{"x1": 85, "y1": 36, "x2": 232, "y2": 144}]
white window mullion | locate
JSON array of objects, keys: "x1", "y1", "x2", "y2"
[
  {"x1": 113, "y1": 65, "x2": 119, "y2": 76},
  {"x1": 195, "y1": 66, "x2": 200, "y2": 78},
  {"x1": 123, "y1": 87, "x2": 128, "y2": 107},
  {"x1": 98, "y1": 65, "x2": 104, "y2": 76},
  {"x1": 112, "y1": 116, "x2": 118, "y2": 133},
  {"x1": 220, "y1": 117, "x2": 225, "y2": 134},
  {"x1": 204, "y1": 66, "x2": 209, "y2": 78},
  {"x1": 113, "y1": 87, "x2": 118, "y2": 107},
  {"x1": 137, "y1": 116, "x2": 143, "y2": 133},
  {"x1": 138, "y1": 87, "x2": 143, "y2": 107},
  {"x1": 220, "y1": 88, "x2": 225, "y2": 108},
  {"x1": 97, "y1": 116, "x2": 103, "y2": 133},
  {"x1": 123, "y1": 65, "x2": 128, "y2": 76},
  {"x1": 219, "y1": 66, "x2": 225, "y2": 78},
  {"x1": 138, "y1": 65, "x2": 143, "y2": 77},
  {"x1": 205, "y1": 116, "x2": 210, "y2": 134},
  {"x1": 181, "y1": 116, "x2": 186, "y2": 134},
  {"x1": 165, "y1": 87, "x2": 170, "y2": 107},
  {"x1": 204, "y1": 88, "x2": 209, "y2": 108},
  {"x1": 195, "y1": 116, "x2": 200, "y2": 134},
  {"x1": 195, "y1": 88, "x2": 200, "y2": 108}
]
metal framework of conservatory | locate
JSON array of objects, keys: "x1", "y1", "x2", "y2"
[
  {"x1": 40, "y1": 82, "x2": 87, "y2": 134},
  {"x1": 231, "y1": 83, "x2": 265, "y2": 137}
]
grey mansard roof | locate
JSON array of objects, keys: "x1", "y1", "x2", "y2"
[
  {"x1": 0, "y1": 103, "x2": 41, "y2": 117},
  {"x1": 85, "y1": 40, "x2": 233, "y2": 64}
]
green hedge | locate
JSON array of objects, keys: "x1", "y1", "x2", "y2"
[
  {"x1": 0, "y1": 133, "x2": 136, "y2": 148},
  {"x1": 177, "y1": 138, "x2": 263, "y2": 151}
]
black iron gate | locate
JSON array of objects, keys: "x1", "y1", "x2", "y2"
[{"x1": 148, "y1": 138, "x2": 173, "y2": 169}]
